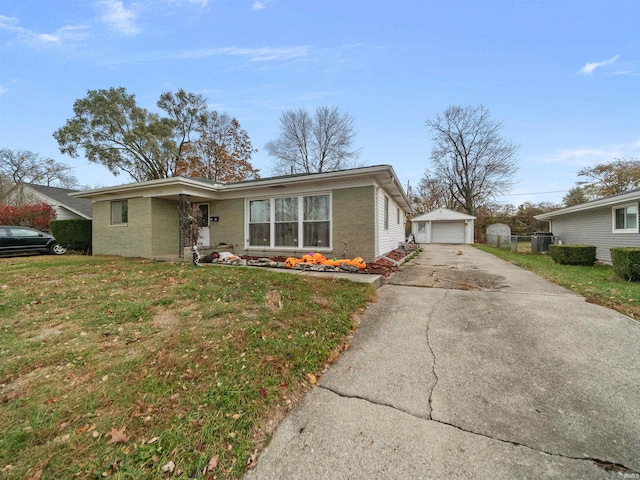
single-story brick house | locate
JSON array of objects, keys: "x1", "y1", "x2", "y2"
[
  {"x1": 71, "y1": 165, "x2": 412, "y2": 262},
  {"x1": 410, "y1": 208, "x2": 476, "y2": 244},
  {"x1": 535, "y1": 188, "x2": 640, "y2": 263}
]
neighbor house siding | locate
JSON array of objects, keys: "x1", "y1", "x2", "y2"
[
  {"x1": 550, "y1": 205, "x2": 640, "y2": 263},
  {"x1": 333, "y1": 186, "x2": 376, "y2": 261},
  {"x1": 376, "y1": 187, "x2": 405, "y2": 256},
  {"x1": 150, "y1": 198, "x2": 179, "y2": 256},
  {"x1": 210, "y1": 198, "x2": 245, "y2": 253},
  {"x1": 92, "y1": 198, "x2": 153, "y2": 257}
]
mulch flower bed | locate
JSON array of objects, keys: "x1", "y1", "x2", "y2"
[{"x1": 241, "y1": 248, "x2": 416, "y2": 280}]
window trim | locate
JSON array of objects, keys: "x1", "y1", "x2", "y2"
[
  {"x1": 245, "y1": 193, "x2": 332, "y2": 251},
  {"x1": 612, "y1": 202, "x2": 639, "y2": 233},
  {"x1": 110, "y1": 200, "x2": 128, "y2": 226}
]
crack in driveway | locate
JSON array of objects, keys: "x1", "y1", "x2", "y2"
[
  {"x1": 317, "y1": 386, "x2": 638, "y2": 474},
  {"x1": 425, "y1": 289, "x2": 447, "y2": 419}
]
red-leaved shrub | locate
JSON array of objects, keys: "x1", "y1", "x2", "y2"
[{"x1": 0, "y1": 202, "x2": 57, "y2": 230}]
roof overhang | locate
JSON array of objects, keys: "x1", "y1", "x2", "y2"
[
  {"x1": 69, "y1": 165, "x2": 413, "y2": 211},
  {"x1": 536, "y1": 189, "x2": 640, "y2": 220},
  {"x1": 411, "y1": 208, "x2": 476, "y2": 221}
]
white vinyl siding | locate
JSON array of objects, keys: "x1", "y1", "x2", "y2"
[
  {"x1": 377, "y1": 188, "x2": 405, "y2": 256},
  {"x1": 550, "y1": 203, "x2": 640, "y2": 263}
]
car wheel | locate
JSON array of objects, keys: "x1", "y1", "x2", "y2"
[{"x1": 51, "y1": 243, "x2": 67, "y2": 255}]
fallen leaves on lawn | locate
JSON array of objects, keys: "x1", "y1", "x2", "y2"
[
  {"x1": 161, "y1": 460, "x2": 175, "y2": 473},
  {"x1": 105, "y1": 426, "x2": 129, "y2": 445},
  {"x1": 307, "y1": 373, "x2": 318, "y2": 384},
  {"x1": 246, "y1": 449, "x2": 259, "y2": 469},
  {"x1": 207, "y1": 454, "x2": 219, "y2": 472}
]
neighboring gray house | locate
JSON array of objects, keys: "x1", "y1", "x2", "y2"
[
  {"x1": 8, "y1": 184, "x2": 92, "y2": 220},
  {"x1": 71, "y1": 165, "x2": 411, "y2": 262},
  {"x1": 410, "y1": 208, "x2": 476, "y2": 244},
  {"x1": 536, "y1": 188, "x2": 640, "y2": 262}
]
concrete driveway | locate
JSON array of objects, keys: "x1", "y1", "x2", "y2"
[{"x1": 245, "y1": 245, "x2": 640, "y2": 479}]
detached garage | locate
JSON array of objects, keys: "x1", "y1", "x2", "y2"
[{"x1": 411, "y1": 208, "x2": 476, "y2": 244}]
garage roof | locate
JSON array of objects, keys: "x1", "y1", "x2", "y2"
[{"x1": 411, "y1": 208, "x2": 476, "y2": 221}]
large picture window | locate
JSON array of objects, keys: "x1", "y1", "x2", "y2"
[
  {"x1": 247, "y1": 194, "x2": 331, "y2": 249},
  {"x1": 111, "y1": 200, "x2": 128, "y2": 225},
  {"x1": 613, "y1": 203, "x2": 638, "y2": 233}
]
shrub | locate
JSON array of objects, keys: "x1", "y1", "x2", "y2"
[
  {"x1": 610, "y1": 247, "x2": 640, "y2": 281},
  {"x1": 0, "y1": 202, "x2": 56, "y2": 230},
  {"x1": 50, "y1": 219, "x2": 92, "y2": 253},
  {"x1": 549, "y1": 244, "x2": 596, "y2": 266}
]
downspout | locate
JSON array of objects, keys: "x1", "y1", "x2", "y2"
[{"x1": 374, "y1": 186, "x2": 380, "y2": 257}]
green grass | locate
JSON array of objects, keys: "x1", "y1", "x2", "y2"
[
  {"x1": 0, "y1": 255, "x2": 375, "y2": 479},
  {"x1": 475, "y1": 244, "x2": 640, "y2": 320}
]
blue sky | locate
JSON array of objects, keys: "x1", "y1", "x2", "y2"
[{"x1": 0, "y1": 0, "x2": 638, "y2": 206}]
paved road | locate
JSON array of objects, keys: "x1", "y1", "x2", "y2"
[{"x1": 245, "y1": 245, "x2": 640, "y2": 479}]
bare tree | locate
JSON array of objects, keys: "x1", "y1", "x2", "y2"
[
  {"x1": 413, "y1": 172, "x2": 457, "y2": 214},
  {"x1": 266, "y1": 105, "x2": 360, "y2": 174},
  {"x1": 0, "y1": 149, "x2": 77, "y2": 203},
  {"x1": 422, "y1": 105, "x2": 519, "y2": 215}
]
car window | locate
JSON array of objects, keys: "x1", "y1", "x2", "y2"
[
  {"x1": 0, "y1": 228, "x2": 7, "y2": 237},
  {"x1": 11, "y1": 228, "x2": 40, "y2": 237}
]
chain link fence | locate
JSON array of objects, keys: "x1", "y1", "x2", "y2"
[{"x1": 486, "y1": 234, "x2": 557, "y2": 253}]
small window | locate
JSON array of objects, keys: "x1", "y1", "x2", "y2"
[
  {"x1": 397, "y1": 208, "x2": 400, "y2": 224},
  {"x1": 613, "y1": 203, "x2": 638, "y2": 233},
  {"x1": 384, "y1": 196, "x2": 389, "y2": 231},
  {"x1": 111, "y1": 200, "x2": 128, "y2": 225}
]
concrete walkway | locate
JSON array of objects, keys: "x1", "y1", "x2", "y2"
[{"x1": 244, "y1": 245, "x2": 640, "y2": 479}]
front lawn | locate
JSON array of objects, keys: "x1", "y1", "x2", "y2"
[
  {"x1": 0, "y1": 255, "x2": 375, "y2": 479},
  {"x1": 475, "y1": 245, "x2": 640, "y2": 321}
]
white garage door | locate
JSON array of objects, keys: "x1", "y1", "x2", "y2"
[{"x1": 431, "y1": 221, "x2": 465, "y2": 243}]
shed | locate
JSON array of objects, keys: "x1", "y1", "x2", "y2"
[{"x1": 411, "y1": 208, "x2": 476, "y2": 244}]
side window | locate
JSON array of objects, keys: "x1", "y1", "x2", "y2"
[
  {"x1": 384, "y1": 196, "x2": 389, "y2": 231},
  {"x1": 111, "y1": 200, "x2": 128, "y2": 225},
  {"x1": 613, "y1": 203, "x2": 638, "y2": 233}
]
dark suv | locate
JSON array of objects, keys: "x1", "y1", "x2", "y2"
[{"x1": 0, "y1": 226, "x2": 66, "y2": 256}]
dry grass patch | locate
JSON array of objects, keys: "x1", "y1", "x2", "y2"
[{"x1": 0, "y1": 255, "x2": 375, "y2": 479}]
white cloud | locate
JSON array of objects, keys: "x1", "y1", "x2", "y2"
[
  {"x1": 0, "y1": 85, "x2": 8, "y2": 96},
  {"x1": 99, "y1": 0, "x2": 140, "y2": 36},
  {"x1": 579, "y1": 54, "x2": 620, "y2": 75},
  {"x1": 178, "y1": 46, "x2": 309, "y2": 62},
  {"x1": 546, "y1": 140, "x2": 640, "y2": 167},
  {"x1": 252, "y1": 1, "x2": 266, "y2": 10},
  {"x1": 0, "y1": 14, "x2": 89, "y2": 46}
]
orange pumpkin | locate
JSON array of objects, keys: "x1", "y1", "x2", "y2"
[
  {"x1": 285, "y1": 257, "x2": 298, "y2": 268},
  {"x1": 351, "y1": 257, "x2": 366, "y2": 269},
  {"x1": 301, "y1": 254, "x2": 315, "y2": 264},
  {"x1": 312, "y1": 253, "x2": 326, "y2": 263}
]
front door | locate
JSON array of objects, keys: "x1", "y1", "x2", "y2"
[{"x1": 196, "y1": 203, "x2": 210, "y2": 247}]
